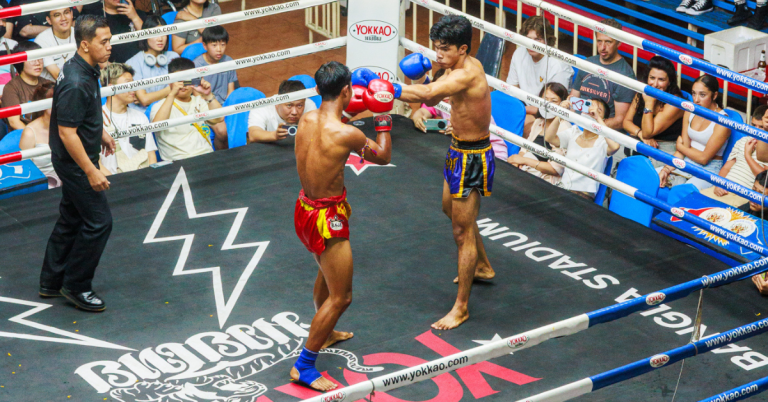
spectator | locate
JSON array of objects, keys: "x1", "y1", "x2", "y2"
[
  {"x1": 18, "y1": 82, "x2": 59, "y2": 187},
  {"x1": 247, "y1": 79, "x2": 316, "y2": 143},
  {"x1": 700, "y1": 105, "x2": 768, "y2": 206},
  {"x1": 80, "y1": 0, "x2": 144, "y2": 63},
  {"x1": 35, "y1": 7, "x2": 75, "y2": 81},
  {"x1": 545, "y1": 98, "x2": 620, "y2": 200},
  {"x1": 658, "y1": 74, "x2": 731, "y2": 190},
  {"x1": 172, "y1": 0, "x2": 222, "y2": 55},
  {"x1": 570, "y1": 18, "x2": 635, "y2": 131},
  {"x1": 0, "y1": 29, "x2": 19, "y2": 107},
  {"x1": 150, "y1": 57, "x2": 223, "y2": 161},
  {"x1": 125, "y1": 15, "x2": 180, "y2": 113},
  {"x1": 622, "y1": 56, "x2": 684, "y2": 165},
  {"x1": 8, "y1": 0, "x2": 58, "y2": 40},
  {"x1": 99, "y1": 63, "x2": 157, "y2": 175},
  {"x1": 3, "y1": 41, "x2": 53, "y2": 131},
  {"x1": 740, "y1": 171, "x2": 768, "y2": 219},
  {"x1": 193, "y1": 26, "x2": 237, "y2": 104},
  {"x1": 507, "y1": 82, "x2": 571, "y2": 184},
  {"x1": 506, "y1": 16, "x2": 572, "y2": 136}
]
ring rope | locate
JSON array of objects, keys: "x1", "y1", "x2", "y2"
[
  {"x1": 0, "y1": 0, "x2": 334, "y2": 67},
  {"x1": 0, "y1": 0, "x2": 98, "y2": 20},
  {"x1": 401, "y1": 37, "x2": 768, "y2": 205},
  {"x1": 411, "y1": 0, "x2": 768, "y2": 152},
  {"x1": 699, "y1": 376, "x2": 768, "y2": 401}
]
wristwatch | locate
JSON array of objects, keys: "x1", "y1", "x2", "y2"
[
  {"x1": 206, "y1": 96, "x2": 215, "y2": 104},
  {"x1": 643, "y1": 108, "x2": 652, "y2": 114}
]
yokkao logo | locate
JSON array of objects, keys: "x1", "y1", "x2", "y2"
[
  {"x1": 499, "y1": 83, "x2": 511, "y2": 91},
  {"x1": 594, "y1": 24, "x2": 606, "y2": 33},
  {"x1": 591, "y1": 122, "x2": 602, "y2": 132},
  {"x1": 313, "y1": 41, "x2": 328, "y2": 47},
  {"x1": 587, "y1": 171, "x2": 599, "y2": 179},
  {"x1": 374, "y1": 91, "x2": 394, "y2": 103},
  {"x1": 679, "y1": 54, "x2": 693, "y2": 65},
  {"x1": 203, "y1": 17, "x2": 218, "y2": 25},
  {"x1": 597, "y1": 67, "x2": 609, "y2": 76},
  {"x1": 504, "y1": 31, "x2": 515, "y2": 40},
  {"x1": 672, "y1": 158, "x2": 686, "y2": 169},
  {"x1": 350, "y1": 20, "x2": 397, "y2": 43},
  {"x1": 195, "y1": 66, "x2": 210, "y2": 74},
  {"x1": 681, "y1": 101, "x2": 695, "y2": 112},
  {"x1": 195, "y1": 112, "x2": 209, "y2": 119},
  {"x1": 322, "y1": 390, "x2": 347, "y2": 402},
  {"x1": 507, "y1": 335, "x2": 529, "y2": 349},
  {"x1": 645, "y1": 292, "x2": 666, "y2": 305},
  {"x1": 671, "y1": 208, "x2": 685, "y2": 218},
  {"x1": 649, "y1": 354, "x2": 670, "y2": 368}
]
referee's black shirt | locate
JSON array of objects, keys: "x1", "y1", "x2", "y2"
[{"x1": 49, "y1": 52, "x2": 103, "y2": 167}]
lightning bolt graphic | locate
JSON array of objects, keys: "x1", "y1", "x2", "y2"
[
  {"x1": 144, "y1": 167, "x2": 269, "y2": 328},
  {"x1": 0, "y1": 297, "x2": 134, "y2": 350}
]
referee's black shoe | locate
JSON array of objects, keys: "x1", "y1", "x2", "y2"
[
  {"x1": 39, "y1": 285, "x2": 62, "y2": 298},
  {"x1": 61, "y1": 288, "x2": 106, "y2": 312}
]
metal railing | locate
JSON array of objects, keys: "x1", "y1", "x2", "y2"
[{"x1": 305, "y1": 1, "x2": 341, "y2": 42}]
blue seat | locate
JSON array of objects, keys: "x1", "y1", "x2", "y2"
[
  {"x1": 181, "y1": 43, "x2": 206, "y2": 61},
  {"x1": 490, "y1": 90, "x2": 525, "y2": 154},
  {"x1": 0, "y1": 129, "x2": 23, "y2": 154},
  {"x1": 223, "y1": 87, "x2": 265, "y2": 149},
  {"x1": 667, "y1": 183, "x2": 699, "y2": 206},
  {"x1": 594, "y1": 156, "x2": 613, "y2": 206},
  {"x1": 475, "y1": 33, "x2": 506, "y2": 78},
  {"x1": 162, "y1": 11, "x2": 178, "y2": 51},
  {"x1": 609, "y1": 156, "x2": 659, "y2": 227},
  {"x1": 681, "y1": 91, "x2": 693, "y2": 102},
  {"x1": 722, "y1": 108, "x2": 745, "y2": 162},
  {"x1": 288, "y1": 74, "x2": 321, "y2": 109}
]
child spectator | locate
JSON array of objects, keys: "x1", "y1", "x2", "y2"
[
  {"x1": 172, "y1": 0, "x2": 222, "y2": 55},
  {"x1": 701, "y1": 105, "x2": 768, "y2": 206},
  {"x1": 622, "y1": 56, "x2": 684, "y2": 165},
  {"x1": 3, "y1": 41, "x2": 53, "y2": 131},
  {"x1": 247, "y1": 79, "x2": 316, "y2": 143},
  {"x1": 506, "y1": 16, "x2": 572, "y2": 136},
  {"x1": 658, "y1": 74, "x2": 731, "y2": 190},
  {"x1": 18, "y1": 82, "x2": 59, "y2": 187},
  {"x1": 125, "y1": 15, "x2": 180, "y2": 113},
  {"x1": 99, "y1": 63, "x2": 157, "y2": 175},
  {"x1": 34, "y1": 7, "x2": 75, "y2": 81},
  {"x1": 545, "y1": 98, "x2": 620, "y2": 200},
  {"x1": 150, "y1": 57, "x2": 223, "y2": 161},
  {"x1": 194, "y1": 26, "x2": 237, "y2": 104},
  {"x1": 507, "y1": 82, "x2": 571, "y2": 185},
  {"x1": 80, "y1": 0, "x2": 144, "y2": 63}
]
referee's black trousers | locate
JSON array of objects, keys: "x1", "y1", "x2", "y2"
[{"x1": 40, "y1": 158, "x2": 112, "y2": 293}]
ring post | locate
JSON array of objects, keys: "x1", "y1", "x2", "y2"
[{"x1": 345, "y1": 0, "x2": 400, "y2": 83}]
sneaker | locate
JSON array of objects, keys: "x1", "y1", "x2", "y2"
[
  {"x1": 748, "y1": 5, "x2": 768, "y2": 30},
  {"x1": 686, "y1": 0, "x2": 714, "y2": 15},
  {"x1": 675, "y1": 0, "x2": 695, "y2": 12},
  {"x1": 728, "y1": 4, "x2": 753, "y2": 25}
]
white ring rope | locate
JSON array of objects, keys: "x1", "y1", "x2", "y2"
[{"x1": 0, "y1": 0, "x2": 99, "y2": 19}]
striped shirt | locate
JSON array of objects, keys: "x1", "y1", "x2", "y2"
[{"x1": 725, "y1": 137, "x2": 768, "y2": 187}]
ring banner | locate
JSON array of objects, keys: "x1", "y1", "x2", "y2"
[
  {"x1": 399, "y1": 37, "x2": 767, "y2": 205},
  {"x1": 346, "y1": 0, "x2": 400, "y2": 82}
]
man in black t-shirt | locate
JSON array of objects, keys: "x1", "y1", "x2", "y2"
[
  {"x1": 40, "y1": 15, "x2": 116, "y2": 312},
  {"x1": 80, "y1": 0, "x2": 144, "y2": 63}
]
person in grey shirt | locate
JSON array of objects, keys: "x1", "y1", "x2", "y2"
[
  {"x1": 193, "y1": 26, "x2": 237, "y2": 104},
  {"x1": 570, "y1": 18, "x2": 636, "y2": 131},
  {"x1": 172, "y1": 0, "x2": 221, "y2": 54}
]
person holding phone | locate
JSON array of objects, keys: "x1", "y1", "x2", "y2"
[
  {"x1": 247, "y1": 79, "x2": 316, "y2": 144},
  {"x1": 150, "y1": 58, "x2": 222, "y2": 161},
  {"x1": 544, "y1": 98, "x2": 621, "y2": 200},
  {"x1": 80, "y1": 0, "x2": 145, "y2": 63}
]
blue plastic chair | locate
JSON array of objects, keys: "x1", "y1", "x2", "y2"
[
  {"x1": 288, "y1": 74, "x2": 321, "y2": 109},
  {"x1": 681, "y1": 91, "x2": 693, "y2": 102},
  {"x1": 609, "y1": 156, "x2": 660, "y2": 227},
  {"x1": 162, "y1": 11, "x2": 178, "y2": 51},
  {"x1": 0, "y1": 129, "x2": 23, "y2": 154},
  {"x1": 594, "y1": 156, "x2": 613, "y2": 206},
  {"x1": 667, "y1": 183, "x2": 699, "y2": 206},
  {"x1": 181, "y1": 43, "x2": 206, "y2": 62},
  {"x1": 223, "y1": 87, "x2": 266, "y2": 149},
  {"x1": 490, "y1": 90, "x2": 526, "y2": 154},
  {"x1": 722, "y1": 108, "x2": 745, "y2": 162}
]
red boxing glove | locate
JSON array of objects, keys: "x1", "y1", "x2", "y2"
[
  {"x1": 373, "y1": 114, "x2": 392, "y2": 132},
  {"x1": 363, "y1": 79, "x2": 395, "y2": 115},
  {"x1": 342, "y1": 85, "x2": 367, "y2": 123}
]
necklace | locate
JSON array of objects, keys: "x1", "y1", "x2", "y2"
[
  {"x1": 184, "y1": 6, "x2": 202, "y2": 18},
  {"x1": 52, "y1": 32, "x2": 73, "y2": 61}
]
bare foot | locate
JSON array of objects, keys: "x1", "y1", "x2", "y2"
[
  {"x1": 322, "y1": 330, "x2": 354, "y2": 349},
  {"x1": 290, "y1": 367, "x2": 338, "y2": 391},
  {"x1": 453, "y1": 266, "x2": 496, "y2": 283},
  {"x1": 431, "y1": 306, "x2": 469, "y2": 330}
]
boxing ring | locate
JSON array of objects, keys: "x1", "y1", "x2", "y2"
[{"x1": 1, "y1": 0, "x2": 768, "y2": 400}]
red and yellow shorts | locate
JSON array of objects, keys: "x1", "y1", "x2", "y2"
[{"x1": 294, "y1": 188, "x2": 352, "y2": 255}]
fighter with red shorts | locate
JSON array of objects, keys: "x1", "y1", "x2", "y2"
[{"x1": 290, "y1": 61, "x2": 394, "y2": 391}]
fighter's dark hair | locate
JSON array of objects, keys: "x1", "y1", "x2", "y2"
[
  {"x1": 430, "y1": 15, "x2": 473, "y2": 54},
  {"x1": 74, "y1": 14, "x2": 109, "y2": 48},
  {"x1": 278, "y1": 80, "x2": 306, "y2": 95},
  {"x1": 315, "y1": 61, "x2": 351, "y2": 101},
  {"x1": 168, "y1": 57, "x2": 195, "y2": 74}
]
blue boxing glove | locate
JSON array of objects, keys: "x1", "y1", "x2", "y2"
[
  {"x1": 392, "y1": 82, "x2": 402, "y2": 99},
  {"x1": 399, "y1": 53, "x2": 432, "y2": 80},
  {"x1": 351, "y1": 68, "x2": 378, "y2": 87}
]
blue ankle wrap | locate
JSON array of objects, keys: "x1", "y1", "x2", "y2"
[{"x1": 294, "y1": 347, "x2": 322, "y2": 386}]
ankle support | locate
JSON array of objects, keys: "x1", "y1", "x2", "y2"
[{"x1": 294, "y1": 347, "x2": 323, "y2": 386}]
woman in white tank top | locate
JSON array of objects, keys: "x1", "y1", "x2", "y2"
[
  {"x1": 658, "y1": 74, "x2": 731, "y2": 190},
  {"x1": 18, "y1": 83, "x2": 60, "y2": 188}
]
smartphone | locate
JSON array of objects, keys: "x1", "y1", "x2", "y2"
[
  {"x1": 569, "y1": 97, "x2": 592, "y2": 113},
  {"x1": 119, "y1": 0, "x2": 129, "y2": 5},
  {"x1": 183, "y1": 78, "x2": 201, "y2": 87},
  {"x1": 424, "y1": 119, "x2": 448, "y2": 132}
]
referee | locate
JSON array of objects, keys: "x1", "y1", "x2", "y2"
[{"x1": 39, "y1": 15, "x2": 116, "y2": 312}]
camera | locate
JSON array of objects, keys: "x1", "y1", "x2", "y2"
[{"x1": 284, "y1": 125, "x2": 298, "y2": 136}]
